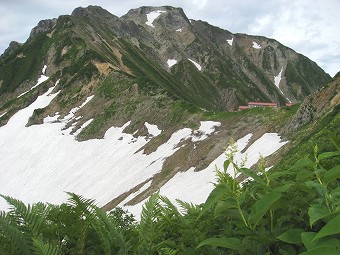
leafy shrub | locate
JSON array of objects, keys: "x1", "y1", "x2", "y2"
[{"x1": 197, "y1": 143, "x2": 340, "y2": 254}]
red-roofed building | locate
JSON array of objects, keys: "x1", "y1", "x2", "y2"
[
  {"x1": 238, "y1": 105, "x2": 249, "y2": 110},
  {"x1": 248, "y1": 102, "x2": 278, "y2": 108}
]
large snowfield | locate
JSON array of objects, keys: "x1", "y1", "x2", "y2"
[{"x1": 0, "y1": 72, "x2": 288, "y2": 216}]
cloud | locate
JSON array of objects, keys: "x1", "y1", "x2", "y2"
[{"x1": 191, "y1": 0, "x2": 208, "y2": 10}]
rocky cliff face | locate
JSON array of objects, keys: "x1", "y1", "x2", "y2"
[
  {"x1": 120, "y1": 6, "x2": 330, "y2": 106},
  {"x1": 284, "y1": 76, "x2": 340, "y2": 133},
  {"x1": 29, "y1": 18, "x2": 57, "y2": 38},
  {"x1": 0, "y1": 41, "x2": 22, "y2": 57}
]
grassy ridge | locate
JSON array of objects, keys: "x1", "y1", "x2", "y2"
[{"x1": 0, "y1": 34, "x2": 50, "y2": 95}]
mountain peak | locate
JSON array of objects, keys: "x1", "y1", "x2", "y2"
[
  {"x1": 125, "y1": 5, "x2": 184, "y2": 15},
  {"x1": 72, "y1": 5, "x2": 108, "y2": 16},
  {"x1": 122, "y1": 6, "x2": 189, "y2": 29},
  {"x1": 29, "y1": 18, "x2": 57, "y2": 39},
  {"x1": 0, "y1": 41, "x2": 22, "y2": 57},
  {"x1": 71, "y1": 5, "x2": 119, "y2": 21}
]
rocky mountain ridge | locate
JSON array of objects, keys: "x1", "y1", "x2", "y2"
[{"x1": 1, "y1": 6, "x2": 331, "y2": 108}]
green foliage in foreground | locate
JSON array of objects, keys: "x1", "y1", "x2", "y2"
[{"x1": 0, "y1": 145, "x2": 339, "y2": 254}]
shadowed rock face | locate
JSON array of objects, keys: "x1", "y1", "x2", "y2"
[
  {"x1": 30, "y1": 18, "x2": 57, "y2": 38},
  {"x1": 1, "y1": 41, "x2": 22, "y2": 57},
  {"x1": 283, "y1": 76, "x2": 340, "y2": 134}
]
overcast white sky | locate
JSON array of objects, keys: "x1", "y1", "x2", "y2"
[{"x1": 0, "y1": 0, "x2": 339, "y2": 76}]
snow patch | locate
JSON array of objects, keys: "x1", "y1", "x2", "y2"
[
  {"x1": 167, "y1": 59, "x2": 177, "y2": 68},
  {"x1": 144, "y1": 122, "x2": 162, "y2": 137},
  {"x1": 0, "y1": 83, "x2": 287, "y2": 218},
  {"x1": 61, "y1": 95, "x2": 94, "y2": 123},
  {"x1": 73, "y1": 119, "x2": 94, "y2": 136},
  {"x1": 145, "y1": 10, "x2": 166, "y2": 27},
  {"x1": 158, "y1": 134, "x2": 251, "y2": 206},
  {"x1": 252, "y1": 41, "x2": 261, "y2": 49},
  {"x1": 274, "y1": 67, "x2": 283, "y2": 88},
  {"x1": 42, "y1": 65, "x2": 47, "y2": 75},
  {"x1": 118, "y1": 180, "x2": 152, "y2": 208},
  {"x1": 18, "y1": 75, "x2": 49, "y2": 98},
  {"x1": 0, "y1": 96, "x2": 194, "y2": 212},
  {"x1": 188, "y1": 58, "x2": 202, "y2": 71},
  {"x1": 227, "y1": 38, "x2": 233, "y2": 46},
  {"x1": 192, "y1": 121, "x2": 220, "y2": 142},
  {"x1": 18, "y1": 65, "x2": 50, "y2": 98},
  {"x1": 274, "y1": 67, "x2": 291, "y2": 102},
  {"x1": 43, "y1": 113, "x2": 60, "y2": 124},
  {"x1": 155, "y1": 133, "x2": 287, "y2": 213},
  {"x1": 241, "y1": 133, "x2": 288, "y2": 168}
]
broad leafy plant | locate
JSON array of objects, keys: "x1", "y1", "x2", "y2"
[{"x1": 197, "y1": 142, "x2": 340, "y2": 254}]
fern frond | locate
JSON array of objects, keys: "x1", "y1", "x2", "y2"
[
  {"x1": 66, "y1": 192, "x2": 96, "y2": 208},
  {"x1": 0, "y1": 195, "x2": 50, "y2": 238},
  {"x1": 138, "y1": 193, "x2": 163, "y2": 254},
  {"x1": 176, "y1": 199, "x2": 201, "y2": 215},
  {"x1": 159, "y1": 195, "x2": 181, "y2": 218},
  {"x1": 65, "y1": 192, "x2": 97, "y2": 221},
  {"x1": 99, "y1": 208, "x2": 133, "y2": 255},
  {"x1": 0, "y1": 211, "x2": 31, "y2": 255},
  {"x1": 140, "y1": 192, "x2": 162, "y2": 222},
  {"x1": 32, "y1": 238, "x2": 61, "y2": 255},
  {"x1": 89, "y1": 209, "x2": 111, "y2": 255},
  {"x1": 159, "y1": 247, "x2": 178, "y2": 255}
]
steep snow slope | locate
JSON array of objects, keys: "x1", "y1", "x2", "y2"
[
  {"x1": 0, "y1": 84, "x2": 220, "y2": 210},
  {"x1": 126, "y1": 133, "x2": 288, "y2": 218},
  {"x1": 0, "y1": 84, "x2": 288, "y2": 215}
]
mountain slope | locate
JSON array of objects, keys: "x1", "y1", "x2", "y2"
[
  {"x1": 0, "y1": 5, "x2": 336, "y2": 214},
  {"x1": 0, "y1": 6, "x2": 331, "y2": 117}
]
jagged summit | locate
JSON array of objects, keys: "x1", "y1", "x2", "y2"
[
  {"x1": 0, "y1": 41, "x2": 22, "y2": 57},
  {"x1": 122, "y1": 6, "x2": 189, "y2": 27},
  {"x1": 71, "y1": 5, "x2": 119, "y2": 20},
  {"x1": 123, "y1": 5, "x2": 185, "y2": 17},
  {"x1": 29, "y1": 18, "x2": 57, "y2": 38}
]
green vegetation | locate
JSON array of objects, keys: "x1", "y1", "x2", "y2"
[
  {"x1": 121, "y1": 40, "x2": 178, "y2": 96},
  {"x1": 285, "y1": 58, "x2": 332, "y2": 99},
  {"x1": 196, "y1": 143, "x2": 340, "y2": 254},
  {"x1": 1, "y1": 138, "x2": 339, "y2": 254},
  {"x1": 97, "y1": 74, "x2": 132, "y2": 99},
  {"x1": 262, "y1": 46, "x2": 279, "y2": 71},
  {"x1": 202, "y1": 104, "x2": 300, "y2": 129},
  {"x1": 53, "y1": 36, "x2": 87, "y2": 66},
  {"x1": 277, "y1": 104, "x2": 340, "y2": 171},
  {"x1": 0, "y1": 34, "x2": 51, "y2": 95},
  {"x1": 60, "y1": 49, "x2": 102, "y2": 88},
  {"x1": 0, "y1": 81, "x2": 51, "y2": 126}
]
